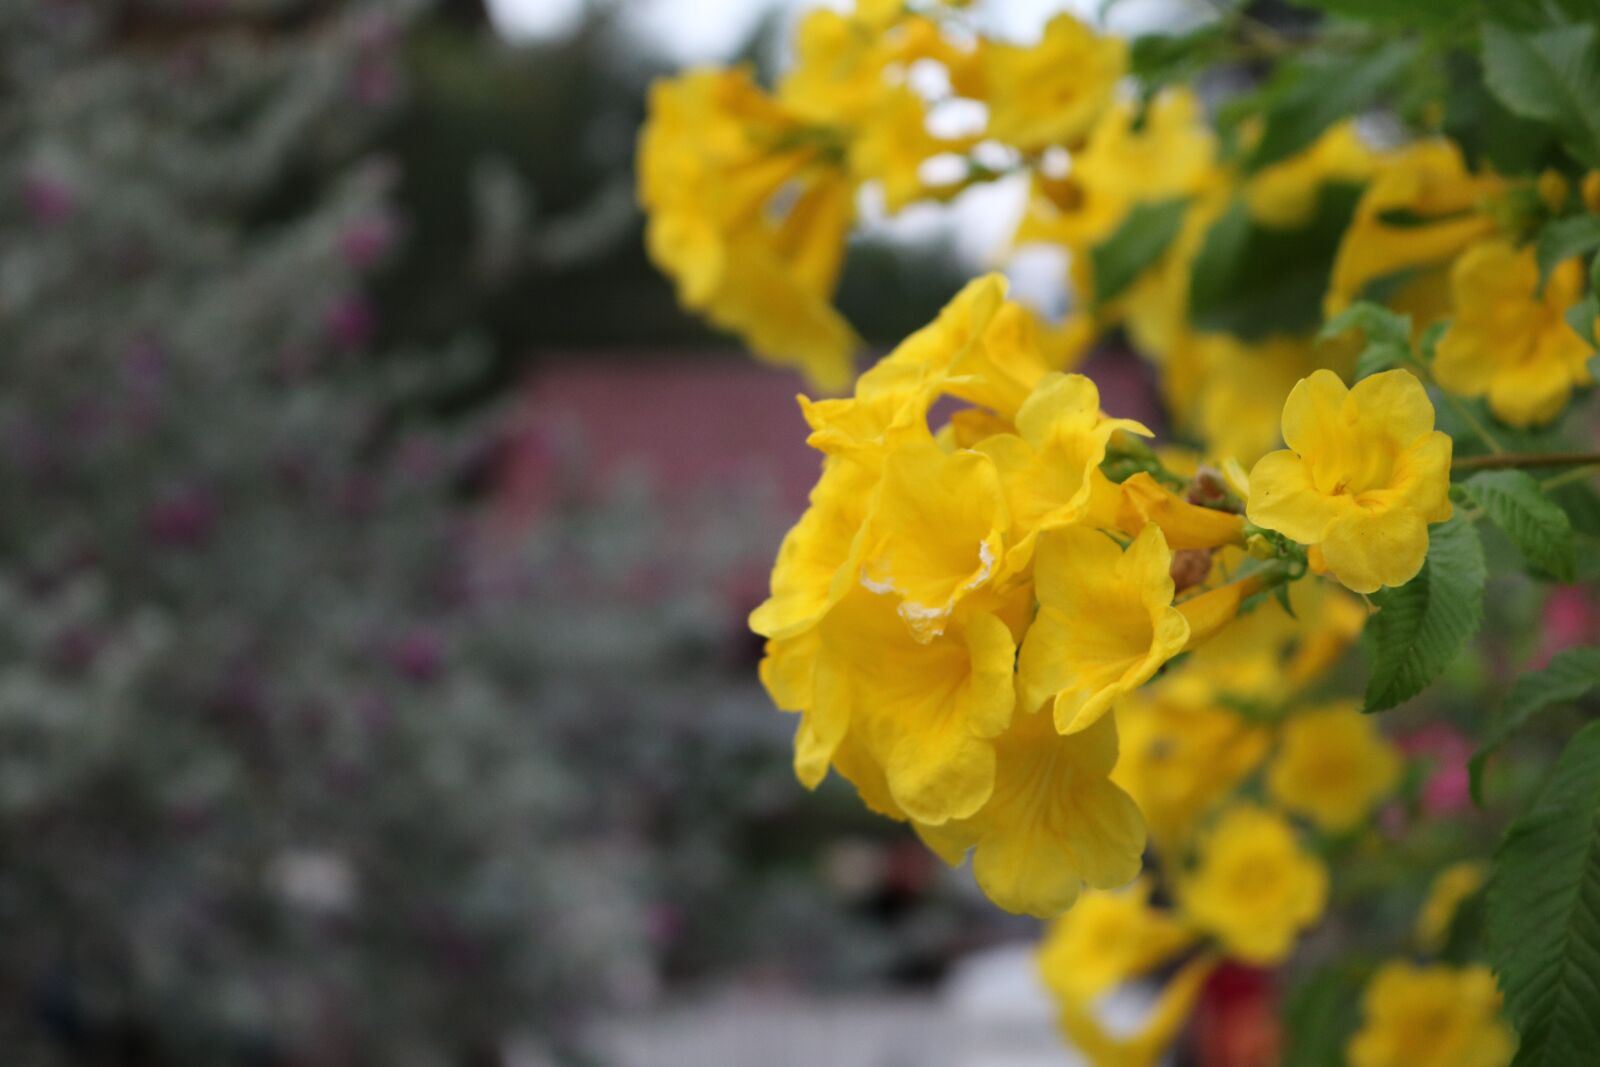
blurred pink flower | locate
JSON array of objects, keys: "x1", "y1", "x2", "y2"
[
  {"x1": 1398, "y1": 723, "x2": 1474, "y2": 817},
  {"x1": 1536, "y1": 585, "x2": 1599, "y2": 666},
  {"x1": 22, "y1": 172, "x2": 76, "y2": 225},
  {"x1": 325, "y1": 293, "x2": 376, "y2": 350}
]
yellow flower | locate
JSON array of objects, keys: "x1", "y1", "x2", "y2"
[
  {"x1": 1017, "y1": 89, "x2": 1220, "y2": 253},
  {"x1": 1113, "y1": 693, "x2": 1270, "y2": 849},
  {"x1": 1247, "y1": 369, "x2": 1453, "y2": 595},
  {"x1": 1173, "y1": 332, "x2": 1351, "y2": 468},
  {"x1": 982, "y1": 13, "x2": 1126, "y2": 151},
  {"x1": 1347, "y1": 962, "x2": 1514, "y2": 1067},
  {"x1": 1244, "y1": 120, "x2": 1378, "y2": 228},
  {"x1": 1038, "y1": 879, "x2": 1196, "y2": 1003},
  {"x1": 918, "y1": 710, "x2": 1146, "y2": 917},
  {"x1": 1179, "y1": 804, "x2": 1327, "y2": 964},
  {"x1": 976, "y1": 373, "x2": 1152, "y2": 554},
  {"x1": 1434, "y1": 241, "x2": 1595, "y2": 428},
  {"x1": 1017, "y1": 524, "x2": 1191, "y2": 735},
  {"x1": 858, "y1": 438, "x2": 1010, "y2": 640},
  {"x1": 848, "y1": 86, "x2": 953, "y2": 213},
  {"x1": 749, "y1": 455, "x2": 875, "y2": 642},
  {"x1": 1267, "y1": 701, "x2": 1402, "y2": 832},
  {"x1": 1415, "y1": 860, "x2": 1487, "y2": 952},
  {"x1": 798, "y1": 585, "x2": 1020, "y2": 825},
  {"x1": 1326, "y1": 139, "x2": 1502, "y2": 314},
  {"x1": 1057, "y1": 955, "x2": 1220, "y2": 1067},
  {"x1": 778, "y1": 8, "x2": 891, "y2": 127},
  {"x1": 639, "y1": 68, "x2": 857, "y2": 390}
]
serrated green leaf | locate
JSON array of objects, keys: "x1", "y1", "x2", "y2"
[
  {"x1": 1460, "y1": 470, "x2": 1576, "y2": 581},
  {"x1": 1536, "y1": 215, "x2": 1600, "y2": 284},
  {"x1": 1090, "y1": 198, "x2": 1189, "y2": 306},
  {"x1": 1190, "y1": 183, "x2": 1363, "y2": 340},
  {"x1": 1244, "y1": 43, "x2": 1416, "y2": 172},
  {"x1": 1487, "y1": 720, "x2": 1600, "y2": 1067},
  {"x1": 1471, "y1": 647, "x2": 1600, "y2": 804},
  {"x1": 1482, "y1": 23, "x2": 1600, "y2": 168},
  {"x1": 1364, "y1": 517, "x2": 1486, "y2": 712}
]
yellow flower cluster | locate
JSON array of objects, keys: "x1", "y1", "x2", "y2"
[
  {"x1": 752, "y1": 274, "x2": 1262, "y2": 919},
  {"x1": 1348, "y1": 962, "x2": 1514, "y2": 1067}
]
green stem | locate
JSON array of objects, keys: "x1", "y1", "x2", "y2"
[{"x1": 1541, "y1": 463, "x2": 1600, "y2": 492}]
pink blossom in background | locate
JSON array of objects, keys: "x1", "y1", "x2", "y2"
[
  {"x1": 1398, "y1": 722, "x2": 1474, "y2": 817},
  {"x1": 1536, "y1": 585, "x2": 1600, "y2": 666}
]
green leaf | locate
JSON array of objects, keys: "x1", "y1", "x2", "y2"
[
  {"x1": 1567, "y1": 292, "x2": 1599, "y2": 347},
  {"x1": 1486, "y1": 720, "x2": 1600, "y2": 1067},
  {"x1": 1364, "y1": 517, "x2": 1486, "y2": 712},
  {"x1": 1321, "y1": 301, "x2": 1413, "y2": 380},
  {"x1": 1285, "y1": 0, "x2": 1477, "y2": 29},
  {"x1": 1536, "y1": 215, "x2": 1600, "y2": 285},
  {"x1": 1244, "y1": 43, "x2": 1416, "y2": 172},
  {"x1": 1482, "y1": 23, "x2": 1600, "y2": 168},
  {"x1": 1090, "y1": 198, "x2": 1189, "y2": 306},
  {"x1": 1189, "y1": 183, "x2": 1363, "y2": 340},
  {"x1": 1129, "y1": 27, "x2": 1229, "y2": 92},
  {"x1": 1279, "y1": 964, "x2": 1365, "y2": 1067},
  {"x1": 1471, "y1": 647, "x2": 1600, "y2": 804},
  {"x1": 1459, "y1": 470, "x2": 1576, "y2": 581}
]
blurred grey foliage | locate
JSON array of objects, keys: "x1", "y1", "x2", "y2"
[{"x1": 0, "y1": 2, "x2": 691, "y2": 1063}]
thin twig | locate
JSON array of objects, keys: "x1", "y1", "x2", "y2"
[{"x1": 1453, "y1": 452, "x2": 1600, "y2": 472}]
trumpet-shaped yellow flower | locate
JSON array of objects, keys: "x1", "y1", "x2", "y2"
[
  {"x1": 1347, "y1": 962, "x2": 1514, "y2": 1067},
  {"x1": 1326, "y1": 139, "x2": 1501, "y2": 314},
  {"x1": 917, "y1": 710, "x2": 1145, "y2": 917},
  {"x1": 976, "y1": 373, "x2": 1152, "y2": 551},
  {"x1": 1244, "y1": 120, "x2": 1378, "y2": 227},
  {"x1": 1113, "y1": 693, "x2": 1270, "y2": 849},
  {"x1": 1038, "y1": 879, "x2": 1196, "y2": 1004},
  {"x1": 1017, "y1": 524, "x2": 1191, "y2": 735},
  {"x1": 749, "y1": 455, "x2": 875, "y2": 641},
  {"x1": 639, "y1": 68, "x2": 857, "y2": 390},
  {"x1": 1267, "y1": 701, "x2": 1402, "y2": 832},
  {"x1": 982, "y1": 13, "x2": 1126, "y2": 151},
  {"x1": 1017, "y1": 89, "x2": 1220, "y2": 252},
  {"x1": 1180, "y1": 804, "x2": 1327, "y2": 964},
  {"x1": 1433, "y1": 241, "x2": 1595, "y2": 427},
  {"x1": 807, "y1": 586, "x2": 1019, "y2": 825},
  {"x1": 859, "y1": 439, "x2": 1010, "y2": 640},
  {"x1": 1247, "y1": 369, "x2": 1453, "y2": 594},
  {"x1": 1415, "y1": 860, "x2": 1486, "y2": 952},
  {"x1": 1056, "y1": 954, "x2": 1220, "y2": 1067}
]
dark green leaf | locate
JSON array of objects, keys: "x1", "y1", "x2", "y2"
[
  {"x1": 1471, "y1": 647, "x2": 1600, "y2": 804},
  {"x1": 1280, "y1": 964, "x2": 1365, "y2": 1067},
  {"x1": 1129, "y1": 27, "x2": 1229, "y2": 92},
  {"x1": 1536, "y1": 215, "x2": 1600, "y2": 285},
  {"x1": 1322, "y1": 301, "x2": 1413, "y2": 380},
  {"x1": 1244, "y1": 44, "x2": 1416, "y2": 172},
  {"x1": 1486, "y1": 720, "x2": 1600, "y2": 1067},
  {"x1": 1482, "y1": 23, "x2": 1600, "y2": 168},
  {"x1": 1567, "y1": 293, "x2": 1599, "y2": 347},
  {"x1": 1090, "y1": 198, "x2": 1190, "y2": 306},
  {"x1": 1365, "y1": 517, "x2": 1486, "y2": 712},
  {"x1": 1189, "y1": 183, "x2": 1362, "y2": 340},
  {"x1": 1285, "y1": 0, "x2": 1477, "y2": 29},
  {"x1": 1459, "y1": 470, "x2": 1576, "y2": 581}
]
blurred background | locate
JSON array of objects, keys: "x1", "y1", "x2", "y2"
[{"x1": 0, "y1": 1, "x2": 1204, "y2": 1064}]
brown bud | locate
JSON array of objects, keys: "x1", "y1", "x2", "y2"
[{"x1": 1169, "y1": 548, "x2": 1214, "y2": 593}]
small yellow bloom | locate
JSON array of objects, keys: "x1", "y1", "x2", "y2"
[
  {"x1": 1415, "y1": 860, "x2": 1487, "y2": 952},
  {"x1": 1180, "y1": 804, "x2": 1327, "y2": 965},
  {"x1": 1326, "y1": 139, "x2": 1502, "y2": 314},
  {"x1": 1247, "y1": 369, "x2": 1453, "y2": 595},
  {"x1": 982, "y1": 13, "x2": 1126, "y2": 151},
  {"x1": 1347, "y1": 962, "x2": 1514, "y2": 1067},
  {"x1": 1433, "y1": 240, "x2": 1594, "y2": 428},
  {"x1": 1267, "y1": 701, "x2": 1402, "y2": 832},
  {"x1": 1057, "y1": 954, "x2": 1220, "y2": 1067},
  {"x1": 639, "y1": 68, "x2": 858, "y2": 389},
  {"x1": 1038, "y1": 879, "x2": 1196, "y2": 1004},
  {"x1": 1017, "y1": 524, "x2": 1191, "y2": 735},
  {"x1": 1245, "y1": 120, "x2": 1378, "y2": 228},
  {"x1": 918, "y1": 710, "x2": 1146, "y2": 917},
  {"x1": 749, "y1": 455, "x2": 875, "y2": 641},
  {"x1": 1113, "y1": 693, "x2": 1270, "y2": 849}
]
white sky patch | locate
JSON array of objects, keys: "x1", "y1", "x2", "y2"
[{"x1": 484, "y1": 0, "x2": 586, "y2": 40}]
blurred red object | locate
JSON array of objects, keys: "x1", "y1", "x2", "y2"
[
  {"x1": 1192, "y1": 963, "x2": 1278, "y2": 1067},
  {"x1": 1398, "y1": 722, "x2": 1474, "y2": 817},
  {"x1": 1536, "y1": 584, "x2": 1600, "y2": 666}
]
